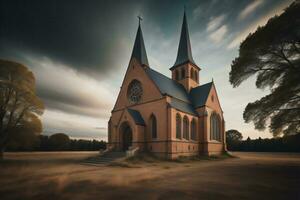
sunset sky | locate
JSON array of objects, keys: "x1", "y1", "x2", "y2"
[{"x1": 0, "y1": 0, "x2": 294, "y2": 140}]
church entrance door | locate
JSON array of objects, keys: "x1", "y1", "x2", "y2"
[{"x1": 122, "y1": 124, "x2": 132, "y2": 151}]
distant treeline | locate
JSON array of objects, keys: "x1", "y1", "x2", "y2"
[
  {"x1": 227, "y1": 133, "x2": 300, "y2": 152},
  {"x1": 6, "y1": 133, "x2": 106, "y2": 151}
]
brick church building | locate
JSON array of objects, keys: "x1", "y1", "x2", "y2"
[{"x1": 107, "y1": 11, "x2": 226, "y2": 159}]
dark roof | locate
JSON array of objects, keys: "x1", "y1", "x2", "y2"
[
  {"x1": 131, "y1": 23, "x2": 149, "y2": 66},
  {"x1": 145, "y1": 67, "x2": 190, "y2": 102},
  {"x1": 171, "y1": 11, "x2": 196, "y2": 69},
  {"x1": 190, "y1": 82, "x2": 213, "y2": 108},
  {"x1": 169, "y1": 98, "x2": 197, "y2": 115},
  {"x1": 145, "y1": 67, "x2": 213, "y2": 113},
  {"x1": 127, "y1": 108, "x2": 145, "y2": 126}
]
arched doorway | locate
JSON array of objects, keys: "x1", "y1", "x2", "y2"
[{"x1": 120, "y1": 122, "x2": 132, "y2": 151}]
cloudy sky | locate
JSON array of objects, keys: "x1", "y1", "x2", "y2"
[{"x1": 0, "y1": 0, "x2": 294, "y2": 140}]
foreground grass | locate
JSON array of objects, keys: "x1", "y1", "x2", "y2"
[{"x1": 0, "y1": 152, "x2": 299, "y2": 200}]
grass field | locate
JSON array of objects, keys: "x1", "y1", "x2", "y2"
[{"x1": 0, "y1": 151, "x2": 299, "y2": 200}]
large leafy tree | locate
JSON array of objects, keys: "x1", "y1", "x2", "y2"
[
  {"x1": 230, "y1": 1, "x2": 300, "y2": 136},
  {"x1": 0, "y1": 59, "x2": 44, "y2": 159}
]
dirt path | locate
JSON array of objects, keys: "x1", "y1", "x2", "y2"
[{"x1": 0, "y1": 152, "x2": 299, "y2": 200}]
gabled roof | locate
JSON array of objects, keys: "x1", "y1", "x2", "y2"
[
  {"x1": 127, "y1": 108, "x2": 145, "y2": 126},
  {"x1": 145, "y1": 67, "x2": 190, "y2": 102},
  {"x1": 145, "y1": 67, "x2": 213, "y2": 114},
  {"x1": 171, "y1": 10, "x2": 196, "y2": 69},
  {"x1": 190, "y1": 82, "x2": 213, "y2": 108},
  {"x1": 131, "y1": 23, "x2": 149, "y2": 66}
]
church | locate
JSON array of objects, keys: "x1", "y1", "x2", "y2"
[{"x1": 107, "y1": 11, "x2": 226, "y2": 159}]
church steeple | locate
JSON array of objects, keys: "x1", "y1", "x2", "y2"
[
  {"x1": 130, "y1": 17, "x2": 149, "y2": 66},
  {"x1": 170, "y1": 9, "x2": 200, "y2": 92},
  {"x1": 173, "y1": 10, "x2": 195, "y2": 67}
]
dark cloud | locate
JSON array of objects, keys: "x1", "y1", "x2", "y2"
[
  {"x1": 43, "y1": 99, "x2": 110, "y2": 118},
  {"x1": 0, "y1": 0, "x2": 287, "y2": 77},
  {"x1": 0, "y1": 0, "x2": 142, "y2": 78}
]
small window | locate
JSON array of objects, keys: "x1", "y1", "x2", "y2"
[
  {"x1": 181, "y1": 68, "x2": 185, "y2": 79},
  {"x1": 176, "y1": 114, "x2": 182, "y2": 139},
  {"x1": 194, "y1": 71, "x2": 198, "y2": 81},
  {"x1": 191, "y1": 119, "x2": 196, "y2": 140},
  {"x1": 175, "y1": 70, "x2": 179, "y2": 80},
  {"x1": 190, "y1": 69, "x2": 194, "y2": 79},
  {"x1": 211, "y1": 95, "x2": 214, "y2": 102},
  {"x1": 183, "y1": 116, "x2": 189, "y2": 140},
  {"x1": 150, "y1": 114, "x2": 157, "y2": 139}
]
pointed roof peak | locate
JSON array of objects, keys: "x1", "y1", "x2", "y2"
[
  {"x1": 130, "y1": 17, "x2": 149, "y2": 66},
  {"x1": 172, "y1": 9, "x2": 196, "y2": 68}
]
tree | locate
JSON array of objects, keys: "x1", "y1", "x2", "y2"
[
  {"x1": 0, "y1": 59, "x2": 44, "y2": 159},
  {"x1": 229, "y1": 2, "x2": 300, "y2": 136},
  {"x1": 226, "y1": 129, "x2": 243, "y2": 151},
  {"x1": 48, "y1": 133, "x2": 70, "y2": 150},
  {"x1": 6, "y1": 117, "x2": 42, "y2": 151},
  {"x1": 226, "y1": 129, "x2": 243, "y2": 143}
]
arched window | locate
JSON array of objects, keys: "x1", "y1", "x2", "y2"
[
  {"x1": 150, "y1": 114, "x2": 157, "y2": 138},
  {"x1": 190, "y1": 69, "x2": 194, "y2": 79},
  {"x1": 191, "y1": 119, "x2": 196, "y2": 140},
  {"x1": 210, "y1": 113, "x2": 221, "y2": 141},
  {"x1": 181, "y1": 68, "x2": 185, "y2": 79},
  {"x1": 183, "y1": 116, "x2": 189, "y2": 140},
  {"x1": 194, "y1": 71, "x2": 198, "y2": 81},
  {"x1": 176, "y1": 114, "x2": 181, "y2": 139},
  {"x1": 108, "y1": 119, "x2": 112, "y2": 143},
  {"x1": 175, "y1": 70, "x2": 179, "y2": 81}
]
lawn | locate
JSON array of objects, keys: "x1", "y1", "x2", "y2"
[{"x1": 0, "y1": 151, "x2": 299, "y2": 200}]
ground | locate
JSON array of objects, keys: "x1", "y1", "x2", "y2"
[{"x1": 0, "y1": 152, "x2": 299, "y2": 200}]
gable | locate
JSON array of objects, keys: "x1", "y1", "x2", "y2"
[
  {"x1": 189, "y1": 81, "x2": 222, "y2": 113},
  {"x1": 205, "y1": 83, "x2": 223, "y2": 113},
  {"x1": 113, "y1": 59, "x2": 162, "y2": 111}
]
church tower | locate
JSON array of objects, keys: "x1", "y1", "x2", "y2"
[{"x1": 170, "y1": 10, "x2": 201, "y2": 92}]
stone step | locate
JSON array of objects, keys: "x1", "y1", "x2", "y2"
[{"x1": 82, "y1": 151, "x2": 126, "y2": 165}]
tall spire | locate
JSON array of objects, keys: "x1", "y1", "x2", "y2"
[
  {"x1": 130, "y1": 17, "x2": 149, "y2": 66},
  {"x1": 173, "y1": 10, "x2": 195, "y2": 67}
]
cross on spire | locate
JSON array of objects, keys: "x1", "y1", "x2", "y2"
[
  {"x1": 138, "y1": 15, "x2": 143, "y2": 25},
  {"x1": 130, "y1": 15, "x2": 149, "y2": 66}
]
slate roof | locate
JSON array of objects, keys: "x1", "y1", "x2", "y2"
[
  {"x1": 169, "y1": 98, "x2": 197, "y2": 115},
  {"x1": 127, "y1": 108, "x2": 146, "y2": 126},
  {"x1": 131, "y1": 23, "x2": 149, "y2": 66},
  {"x1": 145, "y1": 68, "x2": 190, "y2": 102},
  {"x1": 170, "y1": 11, "x2": 196, "y2": 69},
  {"x1": 145, "y1": 67, "x2": 213, "y2": 115},
  {"x1": 190, "y1": 82, "x2": 213, "y2": 108}
]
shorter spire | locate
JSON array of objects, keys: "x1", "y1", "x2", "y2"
[
  {"x1": 173, "y1": 9, "x2": 195, "y2": 67},
  {"x1": 130, "y1": 17, "x2": 149, "y2": 66}
]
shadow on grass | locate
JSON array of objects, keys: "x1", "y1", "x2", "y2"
[{"x1": 122, "y1": 151, "x2": 238, "y2": 166}]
